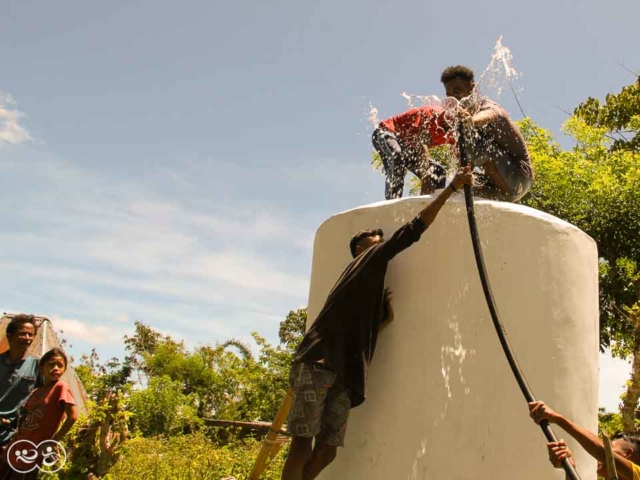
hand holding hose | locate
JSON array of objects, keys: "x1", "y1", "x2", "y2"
[
  {"x1": 529, "y1": 401, "x2": 562, "y2": 425},
  {"x1": 546, "y1": 440, "x2": 576, "y2": 469},
  {"x1": 457, "y1": 106, "x2": 474, "y2": 129},
  {"x1": 449, "y1": 166, "x2": 474, "y2": 192}
]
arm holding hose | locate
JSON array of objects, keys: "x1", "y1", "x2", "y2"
[
  {"x1": 416, "y1": 167, "x2": 472, "y2": 228},
  {"x1": 529, "y1": 401, "x2": 636, "y2": 480},
  {"x1": 458, "y1": 105, "x2": 498, "y2": 129},
  {"x1": 379, "y1": 168, "x2": 471, "y2": 331}
]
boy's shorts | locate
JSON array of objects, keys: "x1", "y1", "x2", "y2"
[{"x1": 286, "y1": 362, "x2": 351, "y2": 447}]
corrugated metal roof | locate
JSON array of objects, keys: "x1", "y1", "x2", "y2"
[{"x1": 1, "y1": 313, "x2": 89, "y2": 415}]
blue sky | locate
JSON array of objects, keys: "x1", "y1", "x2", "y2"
[{"x1": 1, "y1": 0, "x2": 638, "y2": 410}]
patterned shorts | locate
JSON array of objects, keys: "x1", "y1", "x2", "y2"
[{"x1": 286, "y1": 362, "x2": 351, "y2": 447}]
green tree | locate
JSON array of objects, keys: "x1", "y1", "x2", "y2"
[
  {"x1": 57, "y1": 309, "x2": 307, "y2": 478},
  {"x1": 219, "y1": 308, "x2": 306, "y2": 422},
  {"x1": 574, "y1": 76, "x2": 640, "y2": 152},
  {"x1": 519, "y1": 87, "x2": 640, "y2": 426},
  {"x1": 124, "y1": 322, "x2": 225, "y2": 418},
  {"x1": 128, "y1": 375, "x2": 203, "y2": 436},
  {"x1": 519, "y1": 116, "x2": 640, "y2": 355},
  {"x1": 598, "y1": 408, "x2": 626, "y2": 435},
  {"x1": 64, "y1": 350, "x2": 131, "y2": 479},
  {"x1": 278, "y1": 308, "x2": 307, "y2": 352}
]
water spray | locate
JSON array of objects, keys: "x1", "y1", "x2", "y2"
[{"x1": 456, "y1": 122, "x2": 582, "y2": 480}]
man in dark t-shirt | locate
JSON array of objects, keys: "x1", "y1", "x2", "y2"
[
  {"x1": 372, "y1": 105, "x2": 455, "y2": 200},
  {"x1": 281, "y1": 168, "x2": 473, "y2": 480},
  {"x1": 0, "y1": 315, "x2": 40, "y2": 447},
  {"x1": 440, "y1": 65, "x2": 534, "y2": 202}
]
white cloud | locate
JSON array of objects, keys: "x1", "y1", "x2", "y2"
[
  {"x1": 0, "y1": 152, "x2": 312, "y2": 356},
  {"x1": 0, "y1": 93, "x2": 31, "y2": 146},
  {"x1": 50, "y1": 315, "x2": 125, "y2": 345}
]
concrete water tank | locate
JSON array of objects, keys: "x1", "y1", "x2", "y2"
[{"x1": 306, "y1": 196, "x2": 599, "y2": 480}]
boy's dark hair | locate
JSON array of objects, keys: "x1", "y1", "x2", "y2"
[
  {"x1": 6, "y1": 314, "x2": 37, "y2": 336},
  {"x1": 39, "y1": 347, "x2": 68, "y2": 369},
  {"x1": 612, "y1": 432, "x2": 640, "y2": 459},
  {"x1": 349, "y1": 229, "x2": 384, "y2": 258},
  {"x1": 440, "y1": 65, "x2": 475, "y2": 84}
]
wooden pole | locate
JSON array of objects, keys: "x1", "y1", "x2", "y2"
[
  {"x1": 205, "y1": 419, "x2": 288, "y2": 435},
  {"x1": 248, "y1": 388, "x2": 294, "y2": 480},
  {"x1": 603, "y1": 434, "x2": 619, "y2": 480}
]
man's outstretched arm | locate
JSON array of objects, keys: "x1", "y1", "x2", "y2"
[
  {"x1": 378, "y1": 167, "x2": 473, "y2": 262},
  {"x1": 416, "y1": 167, "x2": 472, "y2": 228},
  {"x1": 529, "y1": 401, "x2": 636, "y2": 480}
]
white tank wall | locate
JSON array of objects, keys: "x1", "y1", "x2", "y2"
[{"x1": 306, "y1": 196, "x2": 599, "y2": 480}]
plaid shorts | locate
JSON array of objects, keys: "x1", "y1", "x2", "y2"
[{"x1": 286, "y1": 362, "x2": 351, "y2": 447}]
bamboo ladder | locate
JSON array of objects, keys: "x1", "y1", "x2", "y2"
[{"x1": 248, "y1": 388, "x2": 294, "y2": 479}]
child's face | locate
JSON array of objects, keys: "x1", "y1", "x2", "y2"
[{"x1": 42, "y1": 355, "x2": 66, "y2": 382}]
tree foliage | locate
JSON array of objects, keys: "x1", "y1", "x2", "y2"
[
  {"x1": 574, "y1": 76, "x2": 640, "y2": 152},
  {"x1": 51, "y1": 309, "x2": 306, "y2": 478},
  {"x1": 108, "y1": 434, "x2": 287, "y2": 480},
  {"x1": 519, "y1": 110, "x2": 640, "y2": 354},
  {"x1": 128, "y1": 375, "x2": 202, "y2": 436}
]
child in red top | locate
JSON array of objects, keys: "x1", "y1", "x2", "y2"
[{"x1": 1, "y1": 348, "x2": 78, "y2": 479}]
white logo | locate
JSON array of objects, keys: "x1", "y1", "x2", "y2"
[{"x1": 7, "y1": 439, "x2": 67, "y2": 473}]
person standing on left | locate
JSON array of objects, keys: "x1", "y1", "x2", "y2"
[{"x1": 0, "y1": 315, "x2": 40, "y2": 447}]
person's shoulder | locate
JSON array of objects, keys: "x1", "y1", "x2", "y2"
[
  {"x1": 480, "y1": 97, "x2": 508, "y2": 114},
  {"x1": 51, "y1": 380, "x2": 75, "y2": 400},
  {"x1": 352, "y1": 243, "x2": 383, "y2": 262},
  {"x1": 25, "y1": 355, "x2": 40, "y2": 366},
  {"x1": 53, "y1": 380, "x2": 71, "y2": 390},
  {"x1": 396, "y1": 107, "x2": 420, "y2": 118},
  {"x1": 347, "y1": 242, "x2": 387, "y2": 270},
  {"x1": 380, "y1": 218, "x2": 427, "y2": 250},
  {"x1": 20, "y1": 355, "x2": 40, "y2": 372},
  {"x1": 416, "y1": 105, "x2": 443, "y2": 115},
  {"x1": 479, "y1": 97, "x2": 499, "y2": 107}
]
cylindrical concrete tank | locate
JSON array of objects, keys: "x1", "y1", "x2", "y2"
[{"x1": 306, "y1": 196, "x2": 599, "y2": 480}]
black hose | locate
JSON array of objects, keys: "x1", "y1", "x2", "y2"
[{"x1": 456, "y1": 124, "x2": 581, "y2": 480}]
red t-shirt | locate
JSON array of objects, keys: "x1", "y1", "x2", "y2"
[
  {"x1": 379, "y1": 106, "x2": 453, "y2": 150},
  {"x1": 15, "y1": 381, "x2": 75, "y2": 444},
  {"x1": 1, "y1": 381, "x2": 75, "y2": 470}
]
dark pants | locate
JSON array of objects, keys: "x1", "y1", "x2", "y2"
[{"x1": 372, "y1": 128, "x2": 446, "y2": 200}]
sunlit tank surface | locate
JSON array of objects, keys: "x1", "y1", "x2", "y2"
[{"x1": 305, "y1": 196, "x2": 599, "y2": 480}]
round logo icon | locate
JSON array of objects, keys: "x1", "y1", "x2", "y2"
[{"x1": 7, "y1": 439, "x2": 67, "y2": 474}]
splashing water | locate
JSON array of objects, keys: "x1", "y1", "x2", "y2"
[
  {"x1": 365, "y1": 36, "x2": 523, "y2": 196},
  {"x1": 366, "y1": 35, "x2": 522, "y2": 127},
  {"x1": 477, "y1": 35, "x2": 522, "y2": 101},
  {"x1": 409, "y1": 439, "x2": 429, "y2": 480},
  {"x1": 440, "y1": 315, "x2": 475, "y2": 401},
  {"x1": 399, "y1": 92, "x2": 443, "y2": 109},
  {"x1": 367, "y1": 93, "x2": 443, "y2": 128},
  {"x1": 367, "y1": 102, "x2": 380, "y2": 127},
  {"x1": 410, "y1": 307, "x2": 476, "y2": 479}
]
